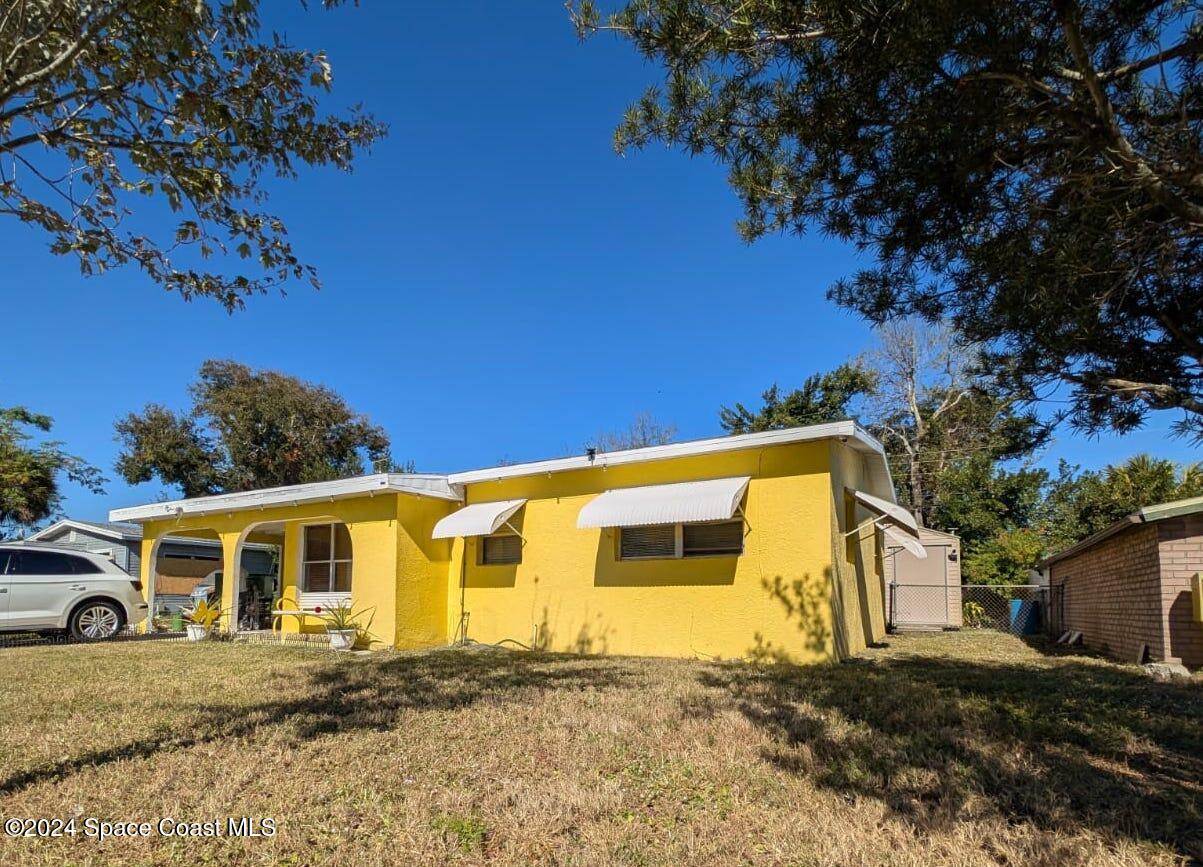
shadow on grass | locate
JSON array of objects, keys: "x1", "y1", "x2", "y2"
[
  {"x1": 0, "y1": 647, "x2": 631, "y2": 796},
  {"x1": 699, "y1": 649, "x2": 1203, "y2": 860}
]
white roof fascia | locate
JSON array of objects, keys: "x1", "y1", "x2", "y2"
[
  {"x1": 882, "y1": 525, "x2": 928, "y2": 559},
  {"x1": 28, "y1": 519, "x2": 136, "y2": 542},
  {"x1": 432, "y1": 500, "x2": 527, "y2": 539},
  {"x1": 577, "y1": 476, "x2": 751, "y2": 529},
  {"x1": 853, "y1": 489, "x2": 920, "y2": 535},
  {"x1": 109, "y1": 473, "x2": 462, "y2": 523},
  {"x1": 451, "y1": 421, "x2": 885, "y2": 486}
]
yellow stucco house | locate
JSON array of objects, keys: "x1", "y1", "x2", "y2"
[{"x1": 110, "y1": 421, "x2": 918, "y2": 662}]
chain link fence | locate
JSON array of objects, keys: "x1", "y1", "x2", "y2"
[
  {"x1": 960, "y1": 584, "x2": 1063, "y2": 637},
  {"x1": 889, "y1": 582, "x2": 961, "y2": 630},
  {"x1": 890, "y1": 583, "x2": 1064, "y2": 637}
]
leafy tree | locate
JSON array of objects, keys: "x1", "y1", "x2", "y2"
[
  {"x1": 115, "y1": 360, "x2": 391, "y2": 496},
  {"x1": 0, "y1": 406, "x2": 104, "y2": 537},
  {"x1": 0, "y1": 1, "x2": 384, "y2": 308},
  {"x1": 963, "y1": 527, "x2": 1047, "y2": 586},
  {"x1": 719, "y1": 363, "x2": 875, "y2": 434},
  {"x1": 588, "y1": 411, "x2": 677, "y2": 451},
  {"x1": 929, "y1": 458, "x2": 1048, "y2": 553},
  {"x1": 573, "y1": 0, "x2": 1203, "y2": 438},
  {"x1": 1042, "y1": 454, "x2": 1203, "y2": 549}
]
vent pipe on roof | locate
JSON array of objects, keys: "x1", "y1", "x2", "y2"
[{"x1": 586, "y1": 447, "x2": 597, "y2": 463}]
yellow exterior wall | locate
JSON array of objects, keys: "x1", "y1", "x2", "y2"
[
  {"x1": 134, "y1": 439, "x2": 889, "y2": 661},
  {"x1": 139, "y1": 493, "x2": 457, "y2": 650},
  {"x1": 826, "y1": 441, "x2": 888, "y2": 657},
  {"x1": 450, "y1": 442, "x2": 839, "y2": 662},
  {"x1": 395, "y1": 494, "x2": 456, "y2": 649}
]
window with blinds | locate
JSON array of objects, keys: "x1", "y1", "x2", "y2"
[
  {"x1": 619, "y1": 524, "x2": 676, "y2": 559},
  {"x1": 682, "y1": 520, "x2": 744, "y2": 556},
  {"x1": 619, "y1": 521, "x2": 744, "y2": 560},
  {"x1": 302, "y1": 522, "x2": 353, "y2": 592},
  {"x1": 481, "y1": 533, "x2": 522, "y2": 565}
]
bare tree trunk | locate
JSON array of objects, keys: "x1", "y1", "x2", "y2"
[
  {"x1": 908, "y1": 458, "x2": 925, "y2": 527},
  {"x1": 865, "y1": 320, "x2": 972, "y2": 526}
]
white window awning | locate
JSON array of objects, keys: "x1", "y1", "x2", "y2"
[
  {"x1": 577, "y1": 476, "x2": 750, "y2": 529},
  {"x1": 883, "y1": 525, "x2": 928, "y2": 559},
  {"x1": 432, "y1": 499, "x2": 526, "y2": 539},
  {"x1": 852, "y1": 489, "x2": 919, "y2": 536}
]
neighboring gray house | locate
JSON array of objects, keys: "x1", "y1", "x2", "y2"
[
  {"x1": 27, "y1": 519, "x2": 147, "y2": 575},
  {"x1": 27, "y1": 519, "x2": 277, "y2": 576}
]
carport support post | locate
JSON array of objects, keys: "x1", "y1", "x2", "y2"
[
  {"x1": 219, "y1": 531, "x2": 241, "y2": 634},
  {"x1": 140, "y1": 534, "x2": 159, "y2": 633}
]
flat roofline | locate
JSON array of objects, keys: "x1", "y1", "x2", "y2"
[
  {"x1": 448, "y1": 420, "x2": 885, "y2": 485},
  {"x1": 109, "y1": 473, "x2": 462, "y2": 524},
  {"x1": 110, "y1": 421, "x2": 897, "y2": 524}
]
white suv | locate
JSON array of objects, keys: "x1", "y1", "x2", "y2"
[{"x1": 0, "y1": 544, "x2": 149, "y2": 640}]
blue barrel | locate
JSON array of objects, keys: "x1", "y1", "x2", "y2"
[{"x1": 1009, "y1": 599, "x2": 1042, "y2": 634}]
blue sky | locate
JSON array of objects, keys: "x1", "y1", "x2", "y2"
[{"x1": 1, "y1": 2, "x2": 1197, "y2": 523}]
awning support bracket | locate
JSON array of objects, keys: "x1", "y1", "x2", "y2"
[{"x1": 842, "y1": 516, "x2": 884, "y2": 538}]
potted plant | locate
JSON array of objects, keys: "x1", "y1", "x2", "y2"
[
  {"x1": 183, "y1": 598, "x2": 224, "y2": 640},
  {"x1": 320, "y1": 601, "x2": 373, "y2": 651}
]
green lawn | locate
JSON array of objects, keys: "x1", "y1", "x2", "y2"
[{"x1": 0, "y1": 632, "x2": 1199, "y2": 866}]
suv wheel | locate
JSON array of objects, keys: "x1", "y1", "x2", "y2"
[{"x1": 69, "y1": 601, "x2": 124, "y2": 641}]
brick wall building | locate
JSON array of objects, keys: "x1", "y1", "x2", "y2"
[
  {"x1": 1041, "y1": 498, "x2": 1203, "y2": 669},
  {"x1": 1158, "y1": 513, "x2": 1203, "y2": 667}
]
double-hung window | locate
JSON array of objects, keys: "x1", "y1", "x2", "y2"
[
  {"x1": 302, "y1": 523, "x2": 353, "y2": 593},
  {"x1": 619, "y1": 520, "x2": 743, "y2": 560}
]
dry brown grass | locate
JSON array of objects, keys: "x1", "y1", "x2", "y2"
[{"x1": 0, "y1": 631, "x2": 1199, "y2": 866}]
